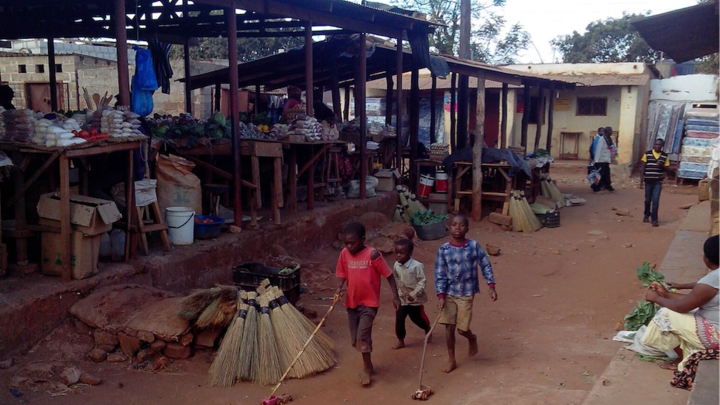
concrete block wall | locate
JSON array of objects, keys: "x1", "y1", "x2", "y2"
[{"x1": 0, "y1": 54, "x2": 79, "y2": 110}]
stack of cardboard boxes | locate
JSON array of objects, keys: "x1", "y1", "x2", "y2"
[{"x1": 37, "y1": 194, "x2": 121, "y2": 279}]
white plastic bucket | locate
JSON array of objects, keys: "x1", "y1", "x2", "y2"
[{"x1": 166, "y1": 207, "x2": 195, "y2": 245}]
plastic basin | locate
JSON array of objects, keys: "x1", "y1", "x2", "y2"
[{"x1": 194, "y1": 215, "x2": 224, "y2": 239}]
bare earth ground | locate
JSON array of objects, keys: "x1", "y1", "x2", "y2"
[{"x1": 0, "y1": 163, "x2": 700, "y2": 405}]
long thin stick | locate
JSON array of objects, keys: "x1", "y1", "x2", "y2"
[
  {"x1": 418, "y1": 315, "x2": 442, "y2": 389},
  {"x1": 267, "y1": 296, "x2": 339, "y2": 399}
]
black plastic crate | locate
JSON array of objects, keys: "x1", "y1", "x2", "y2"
[
  {"x1": 536, "y1": 210, "x2": 560, "y2": 228},
  {"x1": 232, "y1": 262, "x2": 301, "y2": 304}
]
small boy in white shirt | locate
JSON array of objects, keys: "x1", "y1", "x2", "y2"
[{"x1": 391, "y1": 238, "x2": 431, "y2": 349}]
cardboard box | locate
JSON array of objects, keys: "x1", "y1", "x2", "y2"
[
  {"x1": 41, "y1": 231, "x2": 101, "y2": 279},
  {"x1": 375, "y1": 169, "x2": 399, "y2": 192},
  {"x1": 37, "y1": 193, "x2": 121, "y2": 236}
]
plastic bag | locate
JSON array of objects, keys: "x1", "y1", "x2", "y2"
[
  {"x1": 132, "y1": 46, "x2": 158, "y2": 91},
  {"x1": 131, "y1": 74, "x2": 154, "y2": 117}
]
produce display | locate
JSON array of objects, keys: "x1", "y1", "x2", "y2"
[
  {"x1": 32, "y1": 117, "x2": 86, "y2": 147},
  {"x1": 99, "y1": 109, "x2": 143, "y2": 138},
  {"x1": 150, "y1": 112, "x2": 229, "y2": 140},
  {"x1": 2, "y1": 109, "x2": 38, "y2": 143},
  {"x1": 288, "y1": 114, "x2": 323, "y2": 141},
  {"x1": 412, "y1": 209, "x2": 448, "y2": 226},
  {"x1": 623, "y1": 262, "x2": 674, "y2": 331}
]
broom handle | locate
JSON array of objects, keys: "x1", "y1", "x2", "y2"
[
  {"x1": 269, "y1": 296, "x2": 339, "y2": 398},
  {"x1": 418, "y1": 315, "x2": 442, "y2": 388}
]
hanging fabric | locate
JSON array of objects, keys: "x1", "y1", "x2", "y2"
[{"x1": 148, "y1": 39, "x2": 174, "y2": 94}]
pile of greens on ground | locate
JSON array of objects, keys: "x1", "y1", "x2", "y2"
[
  {"x1": 623, "y1": 262, "x2": 671, "y2": 331},
  {"x1": 412, "y1": 210, "x2": 449, "y2": 226}
]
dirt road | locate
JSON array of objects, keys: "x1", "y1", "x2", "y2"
[{"x1": 1, "y1": 164, "x2": 699, "y2": 405}]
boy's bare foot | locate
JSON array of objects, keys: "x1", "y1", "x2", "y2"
[
  {"x1": 442, "y1": 360, "x2": 457, "y2": 373},
  {"x1": 392, "y1": 340, "x2": 405, "y2": 350},
  {"x1": 360, "y1": 369, "x2": 373, "y2": 386},
  {"x1": 468, "y1": 334, "x2": 478, "y2": 356}
]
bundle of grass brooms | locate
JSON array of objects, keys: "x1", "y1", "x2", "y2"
[
  {"x1": 539, "y1": 173, "x2": 565, "y2": 207},
  {"x1": 178, "y1": 282, "x2": 336, "y2": 387},
  {"x1": 508, "y1": 190, "x2": 542, "y2": 233}
]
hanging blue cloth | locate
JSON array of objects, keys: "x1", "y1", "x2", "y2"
[{"x1": 131, "y1": 46, "x2": 158, "y2": 116}]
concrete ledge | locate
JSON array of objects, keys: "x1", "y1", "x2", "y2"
[{"x1": 688, "y1": 360, "x2": 719, "y2": 405}]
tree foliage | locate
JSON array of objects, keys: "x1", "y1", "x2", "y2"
[
  {"x1": 169, "y1": 36, "x2": 303, "y2": 62},
  {"x1": 551, "y1": 13, "x2": 659, "y2": 63},
  {"x1": 696, "y1": 54, "x2": 719, "y2": 75},
  {"x1": 394, "y1": 0, "x2": 530, "y2": 64}
]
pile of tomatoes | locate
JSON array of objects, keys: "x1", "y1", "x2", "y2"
[
  {"x1": 194, "y1": 217, "x2": 215, "y2": 224},
  {"x1": 72, "y1": 128, "x2": 110, "y2": 142}
]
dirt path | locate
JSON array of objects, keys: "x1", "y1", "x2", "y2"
[{"x1": 1, "y1": 164, "x2": 699, "y2": 405}]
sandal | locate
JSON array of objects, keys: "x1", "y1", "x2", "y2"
[{"x1": 657, "y1": 360, "x2": 679, "y2": 370}]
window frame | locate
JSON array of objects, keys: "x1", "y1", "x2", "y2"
[{"x1": 576, "y1": 97, "x2": 607, "y2": 116}]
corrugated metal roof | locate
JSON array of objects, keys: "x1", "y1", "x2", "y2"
[
  {"x1": 367, "y1": 72, "x2": 522, "y2": 90},
  {"x1": 438, "y1": 54, "x2": 581, "y2": 85},
  {"x1": 508, "y1": 73, "x2": 650, "y2": 87}
]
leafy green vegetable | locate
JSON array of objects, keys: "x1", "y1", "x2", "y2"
[
  {"x1": 635, "y1": 353, "x2": 673, "y2": 362},
  {"x1": 636, "y1": 262, "x2": 664, "y2": 287},
  {"x1": 624, "y1": 301, "x2": 657, "y2": 331},
  {"x1": 412, "y1": 210, "x2": 449, "y2": 226}
]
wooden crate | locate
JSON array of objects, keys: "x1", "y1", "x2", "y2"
[{"x1": 240, "y1": 140, "x2": 283, "y2": 157}]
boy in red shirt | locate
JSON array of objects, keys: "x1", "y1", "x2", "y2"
[{"x1": 335, "y1": 221, "x2": 401, "y2": 386}]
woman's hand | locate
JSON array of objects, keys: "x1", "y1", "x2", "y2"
[
  {"x1": 645, "y1": 287, "x2": 661, "y2": 303},
  {"x1": 649, "y1": 282, "x2": 669, "y2": 298}
]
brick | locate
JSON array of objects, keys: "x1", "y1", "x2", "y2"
[
  {"x1": 488, "y1": 212, "x2": 513, "y2": 227},
  {"x1": 79, "y1": 373, "x2": 102, "y2": 386},
  {"x1": 60, "y1": 367, "x2": 82, "y2": 385},
  {"x1": 164, "y1": 343, "x2": 191, "y2": 360},
  {"x1": 97, "y1": 345, "x2": 116, "y2": 353},
  {"x1": 106, "y1": 354, "x2": 127, "y2": 363},
  {"x1": 149, "y1": 340, "x2": 166, "y2": 353},
  {"x1": 117, "y1": 333, "x2": 141, "y2": 357},
  {"x1": 194, "y1": 328, "x2": 222, "y2": 348},
  {"x1": 179, "y1": 332, "x2": 194, "y2": 347},
  {"x1": 87, "y1": 348, "x2": 107, "y2": 363},
  {"x1": 94, "y1": 330, "x2": 118, "y2": 346}
]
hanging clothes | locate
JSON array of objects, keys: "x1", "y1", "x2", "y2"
[{"x1": 148, "y1": 39, "x2": 174, "y2": 95}]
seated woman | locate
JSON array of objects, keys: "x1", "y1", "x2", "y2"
[{"x1": 642, "y1": 234, "x2": 719, "y2": 370}]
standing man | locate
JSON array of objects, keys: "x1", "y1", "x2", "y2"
[
  {"x1": 592, "y1": 126, "x2": 615, "y2": 192},
  {"x1": 640, "y1": 138, "x2": 669, "y2": 227}
]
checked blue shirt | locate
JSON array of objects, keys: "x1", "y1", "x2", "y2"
[{"x1": 434, "y1": 239, "x2": 495, "y2": 297}]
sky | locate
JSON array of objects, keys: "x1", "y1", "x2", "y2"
[{"x1": 366, "y1": 0, "x2": 700, "y2": 64}]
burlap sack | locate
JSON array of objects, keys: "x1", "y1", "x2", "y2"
[{"x1": 156, "y1": 154, "x2": 202, "y2": 215}]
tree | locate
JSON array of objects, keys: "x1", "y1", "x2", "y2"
[
  {"x1": 394, "y1": 0, "x2": 530, "y2": 64},
  {"x1": 169, "y1": 36, "x2": 303, "y2": 62},
  {"x1": 696, "y1": 54, "x2": 719, "y2": 75},
  {"x1": 551, "y1": 13, "x2": 659, "y2": 63}
]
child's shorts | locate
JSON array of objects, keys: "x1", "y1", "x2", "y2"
[
  {"x1": 439, "y1": 295, "x2": 474, "y2": 332},
  {"x1": 347, "y1": 305, "x2": 378, "y2": 353}
]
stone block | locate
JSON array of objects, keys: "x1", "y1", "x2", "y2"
[
  {"x1": 194, "y1": 328, "x2": 222, "y2": 348},
  {"x1": 117, "y1": 333, "x2": 141, "y2": 357},
  {"x1": 106, "y1": 353, "x2": 127, "y2": 363},
  {"x1": 489, "y1": 212, "x2": 513, "y2": 227},
  {"x1": 94, "y1": 330, "x2": 118, "y2": 346},
  {"x1": 87, "y1": 348, "x2": 107, "y2": 363},
  {"x1": 164, "y1": 343, "x2": 191, "y2": 359}
]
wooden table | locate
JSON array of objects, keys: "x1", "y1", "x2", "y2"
[
  {"x1": 280, "y1": 140, "x2": 347, "y2": 214},
  {"x1": 452, "y1": 161, "x2": 515, "y2": 215},
  {"x1": 414, "y1": 159, "x2": 453, "y2": 211},
  {"x1": 0, "y1": 138, "x2": 145, "y2": 280},
  {"x1": 161, "y1": 138, "x2": 283, "y2": 225}
]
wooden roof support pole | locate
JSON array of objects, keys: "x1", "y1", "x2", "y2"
[
  {"x1": 114, "y1": 0, "x2": 130, "y2": 107},
  {"x1": 330, "y1": 60, "x2": 341, "y2": 122},
  {"x1": 358, "y1": 32, "x2": 368, "y2": 199},
  {"x1": 472, "y1": 71, "x2": 486, "y2": 221},
  {"x1": 48, "y1": 37, "x2": 58, "y2": 112},
  {"x1": 214, "y1": 82, "x2": 221, "y2": 112},
  {"x1": 534, "y1": 84, "x2": 543, "y2": 152},
  {"x1": 457, "y1": 74, "x2": 469, "y2": 149},
  {"x1": 255, "y1": 84, "x2": 260, "y2": 116},
  {"x1": 450, "y1": 72, "x2": 456, "y2": 152},
  {"x1": 227, "y1": 6, "x2": 242, "y2": 226},
  {"x1": 343, "y1": 85, "x2": 350, "y2": 122},
  {"x1": 521, "y1": 84, "x2": 530, "y2": 156},
  {"x1": 430, "y1": 74, "x2": 437, "y2": 144},
  {"x1": 409, "y1": 59, "x2": 420, "y2": 187},
  {"x1": 546, "y1": 83, "x2": 555, "y2": 153},
  {"x1": 500, "y1": 83, "x2": 508, "y2": 149},
  {"x1": 395, "y1": 34, "x2": 404, "y2": 171},
  {"x1": 184, "y1": 38, "x2": 193, "y2": 115},
  {"x1": 305, "y1": 22, "x2": 313, "y2": 116},
  {"x1": 385, "y1": 61, "x2": 393, "y2": 127}
]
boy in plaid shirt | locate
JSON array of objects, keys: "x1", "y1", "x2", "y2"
[{"x1": 435, "y1": 214, "x2": 497, "y2": 373}]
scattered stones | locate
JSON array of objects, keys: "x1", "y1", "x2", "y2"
[
  {"x1": 107, "y1": 353, "x2": 128, "y2": 363},
  {"x1": 135, "y1": 350, "x2": 151, "y2": 364},
  {"x1": 195, "y1": 329, "x2": 222, "y2": 348},
  {"x1": 79, "y1": 373, "x2": 102, "y2": 386},
  {"x1": 612, "y1": 207, "x2": 632, "y2": 217},
  {"x1": 149, "y1": 340, "x2": 167, "y2": 353},
  {"x1": 615, "y1": 322, "x2": 624, "y2": 331},
  {"x1": 153, "y1": 357, "x2": 168, "y2": 372},
  {"x1": 485, "y1": 243, "x2": 501, "y2": 256},
  {"x1": 59, "y1": 367, "x2": 82, "y2": 385},
  {"x1": 179, "y1": 332, "x2": 194, "y2": 347},
  {"x1": 164, "y1": 343, "x2": 192, "y2": 359},
  {"x1": 98, "y1": 345, "x2": 116, "y2": 353},
  {"x1": 229, "y1": 225, "x2": 242, "y2": 234},
  {"x1": 87, "y1": 348, "x2": 107, "y2": 363},
  {"x1": 550, "y1": 249, "x2": 562, "y2": 255},
  {"x1": 622, "y1": 243, "x2": 633, "y2": 248},
  {"x1": 0, "y1": 357, "x2": 14, "y2": 369},
  {"x1": 94, "y1": 330, "x2": 118, "y2": 347},
  {"x1": 137, "y1": 330, "x2": 155, "y2": 343},
  {"x1": 118, "y1": 333, "x2": 141, "y2": 357}
]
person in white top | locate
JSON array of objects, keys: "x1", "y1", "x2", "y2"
[
  {"x1": 591, "y1": 126, "x2": 615, "y2": 192},
  {"x1": 642, "y1": 235, "x2": 719, "y2": 371},
  {"x1": 391, "y1": 238, "x2": 431, "y2": 350}
]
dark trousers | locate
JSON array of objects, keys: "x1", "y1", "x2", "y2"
[
  {"x1": 644, "y1": 181, "x2": 662, "y2": 222},
  {"x1": 395, "y1": 305, "x2": 430, "y2": 340},
  {"x1": 591, "y1": 163, "x2": 613, "y2": 191}
]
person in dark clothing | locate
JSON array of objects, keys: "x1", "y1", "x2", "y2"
[
  {"x1": 640, "y1": 139, "x2": 669, "y2": 227},
  {"x1": 591, "y1": 126, "x2": 615, "y2": 192},
  {"x1": 0, "y1": 85, "x2": 16, "y2": 110}
]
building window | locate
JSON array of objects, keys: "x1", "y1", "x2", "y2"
[
  {"x1": 528, "y1": 96, "x2": 545, "y2": 125},
  {"x1": 36, "y1": 64, "x2": 45, "y2": 73},
  {"x1": 577, "y1": 97, "x2": 607, "y2": 116},
  {"x1": 55, "y1": 64, "x2": 62, "y2": 73},
  {"x1": 18, "y1": 64, "x2": 26, "y2": 73}
]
